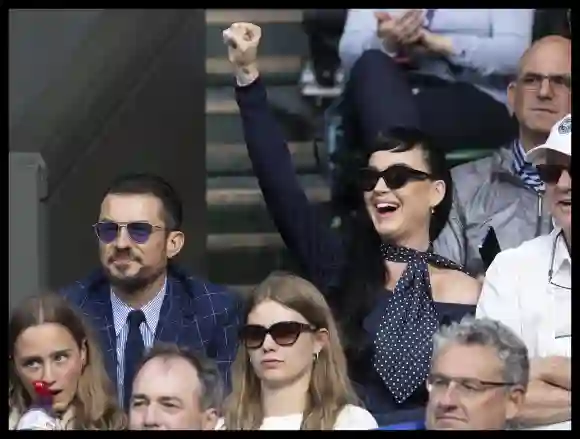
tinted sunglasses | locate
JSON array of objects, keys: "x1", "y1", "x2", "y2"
[
  {"x1": 358, "y1": 164, "x2": 433, "y2": 191},
  {"x1": 536, "y1": 164, "x2": 571, "y2": 185},
  {"x1": 93, "y1": 221, "x2": 164, "y2": 244},
  {"x1": 239, "y1": 321, "x2": 317, "y2": 349}
]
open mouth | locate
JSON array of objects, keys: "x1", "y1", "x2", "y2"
[
  {"x1": 50, "y1": 389, "x2": 63, "y2": 396},
  {"x1": 375, "y1": 202, "x2": 400, "y2": 215},
  {"x1": 558, "y1": 200, "x2": 572, "y2": 207}
]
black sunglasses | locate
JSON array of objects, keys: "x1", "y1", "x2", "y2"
[
  {"x1": 358, "y1": 164, "x2": 433, "y2": 191},
  {"x1": 239, "y1": 321, "x2": 317, "y2": 349},
  {"x1": 536, "y1": 164, "x2": 571, "y2": 185},
  {"x1": 93, "y1": 221, "x2": 164, "y2": 244}
]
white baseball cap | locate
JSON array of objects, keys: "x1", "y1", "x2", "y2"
[{"x1": 526, "y1": 114, "x2": 571, "y2": 165}]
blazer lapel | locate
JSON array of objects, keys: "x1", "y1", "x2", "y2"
[
  {"x1": 155, "y1": 276, "x2": 204, "y2": 352},
  {"x1": 83, "y1": 286, "x2": 118, "y2": 386}
]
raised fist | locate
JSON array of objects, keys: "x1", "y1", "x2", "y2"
[{"x1": 223, "y1": 22, "x2": 261, "y2": 68}]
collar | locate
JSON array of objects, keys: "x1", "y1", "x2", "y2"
[
  {"x1": 551, "y1": 228, "x2": 571, "y2": 275},
  {"x1": 110, "y1": 277, "x2": 167, "y2": 337},
  {"x1": 511, "y1": 139, "x2": 545, "y2": 192}
]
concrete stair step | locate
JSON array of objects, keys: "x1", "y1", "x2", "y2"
[
  {"x1": 206, "y1": 9, "x2": 303, "y2": 24},
  {"x1": 206, "y1": 141, "x2": 318, "y2": 176},
  {"x1": 206, "y1": 174, "x2": 330, "y2": 207},
  {"x1": 207, "y1": 243, "x2": 302, "y2": 285},
  {"x1": 205, "y1": 9, "x2": 305, "y2": 86},
  {"x1": 206, "y1": 85, "x2": 314, "y2": 145}
]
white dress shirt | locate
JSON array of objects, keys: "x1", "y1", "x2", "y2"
[{"x1": 477, "y1": 228, "x2": 571, "y2": 430}]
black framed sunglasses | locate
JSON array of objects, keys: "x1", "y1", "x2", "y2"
[
  {"x1": 536, "y1": 164, "x2": 571, "y2": 184},
  {"x1": 93, "y1": 221, "x2": 164, "y2": 244},
  {"x1": 239, "y1": 321, "x2": 318, "y2": 349},
  {"x1": 358, "y1": 164, "x2": 433, "y2": 192}
]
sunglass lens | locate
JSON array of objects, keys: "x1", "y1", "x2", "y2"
[
  {"x1": 382, "y1": 166, "x2": 415, "y2": 189},
  {"x1": 240, "y1": 325, "x2": 267, "y2": 349},
  {"x1": 359, "y1": 169, "x2": 381, "y2": 191},
  {"x1": 127, "y1": 223, "x2": 154, "y2": 244},
  {"x1": 537, "y1": 165, "x2": 564, "y2": 184},
  {"x1": 269, "y1": 322, "x2": 302, "y2": 346},
  {"x1": 95, "y1": 222, "x2": 119, "y2": 243}
]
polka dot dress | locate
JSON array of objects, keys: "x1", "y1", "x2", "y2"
[{"x1": 373, "y1": 243, "x2": 466, "y2": 404}]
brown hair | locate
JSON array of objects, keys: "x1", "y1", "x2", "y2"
[
  {"x1": 9, "y1": 293, "x2": 126, "y2": 430},
  {"x1": 223, "y1": 272, "x2": 360, "y2": 430}
]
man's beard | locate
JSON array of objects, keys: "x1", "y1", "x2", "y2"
[{"x1": 104, "y1": 254, "x2": 164, "y2": 295}]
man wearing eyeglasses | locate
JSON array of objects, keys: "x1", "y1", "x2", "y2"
[
  {"x1": 476, "y1": 114, "x2": 571, "y2": 430},
  {"x1": 434, "y1": 35, "x2": 571, "y2": 277},
  {"x1": 60, "y1": 173, "x2": 241, "y2": 410},
  {"x1": 425, "y1": 317, "x2": 528, "y2": 430}
]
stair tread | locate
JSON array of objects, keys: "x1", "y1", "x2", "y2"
[
  {"x1": 207, "y1": 56, "x2": 301, "y2": 76},
  {"x1": 208, "y1": 232, "x2": 283, "y2": 250},
  {"x1": 206, "y1": 84, "x2": 311, "y2": 117},
  {"x1": 207, "y1": 174, "x2": 329, "y2": 206},
  {"x1": 206, "y1": 9, "x2": 303, "y2": 24},
  {"x1": 207, "y1": 141, "x2": 316, "y2": 175}
]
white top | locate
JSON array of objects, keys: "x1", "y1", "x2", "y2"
[
  {"x1": 215, "y1": 404, "x2": 378, "y2": 430},
  {"x1": 477, "y1": 229, "x2": 571, "y2": 431},
  {"x1": 477, "y1": 228, "x2": 571, "y2": 358}
]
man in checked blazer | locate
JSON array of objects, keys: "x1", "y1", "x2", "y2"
[{"x1": 61, "y1": 173, "x2": 241, "y2": 409}]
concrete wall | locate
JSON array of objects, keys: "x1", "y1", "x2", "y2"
[{"x1": 9, "y1": 9, "x2": 207, "y2": 308}]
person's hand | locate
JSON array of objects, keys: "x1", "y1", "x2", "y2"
[
  {"x1": 375, "y1": 10, "x2": 424, "y2": 47},
  {"x1": 223, "y1": 22, "x2": 261, "y2": 68},
  {"x1": 417, "y1": 28, "x2": 453, "y2": 56},
  {"x1": 223, "y1": 22, "x2": 261, "y2": 84}
]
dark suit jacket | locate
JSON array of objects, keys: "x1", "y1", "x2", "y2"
[{"x1": 60, "y1": 264, "x2": 242, "y2": 391}]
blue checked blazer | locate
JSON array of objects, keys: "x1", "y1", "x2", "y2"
[{"x1": 60, "y1": 264, "x2": 242, "y2": 392}]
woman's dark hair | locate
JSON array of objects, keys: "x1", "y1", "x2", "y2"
[{"x1": 329, "y1": 128, "x2": 453, "y2": 360}]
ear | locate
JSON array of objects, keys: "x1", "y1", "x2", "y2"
[
  {"x1": 313, "y1": 328, "x2": 329, "y2": 357},
  {"x1": 429, "y1": 179, "x2": 446, "y2": 211},
  {"x1": 200, "y1": 408, "x2": 219, "y2": 431},
  {"x1": 506, "y1": 82, "x2": 517, "y2": 116},
  {"x1": 166, "y1": 231, "x2": 185, "y2": 259},
  {"x1": 505, "y1": 387, "x2": 526, "y2": 421}
]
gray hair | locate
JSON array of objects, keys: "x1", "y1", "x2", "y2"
[
  {"x1": 136, "y1": 343, "x2": 224, "y2": 413},
  {"x1": 432, "y1": 317, "x2": 529, "y2": 390}
]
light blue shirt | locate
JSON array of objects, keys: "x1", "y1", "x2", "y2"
[
  {"x1": 110, "y1": 279, "x2": 166, "y2": 404},
  {"x1": 339, "y1": 9, "x2": 535, "y2": 104}
]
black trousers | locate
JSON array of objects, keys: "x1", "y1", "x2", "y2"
[{"x1": 341, "y1": 50, "x2": 517, "y2": 153}]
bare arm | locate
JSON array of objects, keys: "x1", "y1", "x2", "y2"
[
  {"x1": 532, "y1": 356, "x2": 571, "y2": 391},
  {"x1": 514, "y1": 379, "x2": 571, "y2": 428}
]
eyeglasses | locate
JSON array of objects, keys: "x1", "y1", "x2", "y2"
[
  {"x1": 239, "y1": 321, "x2": 318, "y2": 349},
  {"x1": 548, "y1": 230, "x2": 571, "y2": 290},
  {"x1": 517, "y1": 73, "x2": 571, "y2": 94},
  {"x1": 358, "y1": 164, "x2": 433, "y2": 192},
  {"x1": 536, "y1": 164, "x2": 571, "y2": 185},
  {"x1": 426, "y1": 373, "x2": 517, "y2": 397},
  {"x1": 93, "y1": 221, "x2": 165, "y2": 244}
]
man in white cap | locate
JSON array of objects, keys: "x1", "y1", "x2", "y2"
[{"x1": 476, "y1": 114, "x2": 571, "y2": 430}]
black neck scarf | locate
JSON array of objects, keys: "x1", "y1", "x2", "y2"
[{"x1": 373, "y1": 242, "x2": 466, "y2": 404}]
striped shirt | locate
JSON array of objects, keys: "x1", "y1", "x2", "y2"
[
  {"x1": 511, "y1": 139, "x2": 545, "y2": 193},
  {"x1": 110, "y1": 279, "x2": 167, "y2": 404}
]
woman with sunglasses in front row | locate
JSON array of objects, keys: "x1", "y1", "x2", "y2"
[
  {"x1": 218, "y1": 272, "x2": 378, "y2": 430},
  {"x1": 222, "y1": 23, "x2": 481, "y2": 426},
  {"x1": 9, "y1": 294, "x2": 126, "y2": 430}
]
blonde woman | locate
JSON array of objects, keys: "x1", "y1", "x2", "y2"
[
  {"x1": 9, "y1": 294, "x2": 126, "y2": 430},
  {"x1": 219, "y1": 272, "x2": 378, "y2": 430}
]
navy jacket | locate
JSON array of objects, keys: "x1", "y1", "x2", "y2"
[{"x1": 60, "y1": 264, "x2": 242, "y2": 391}]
